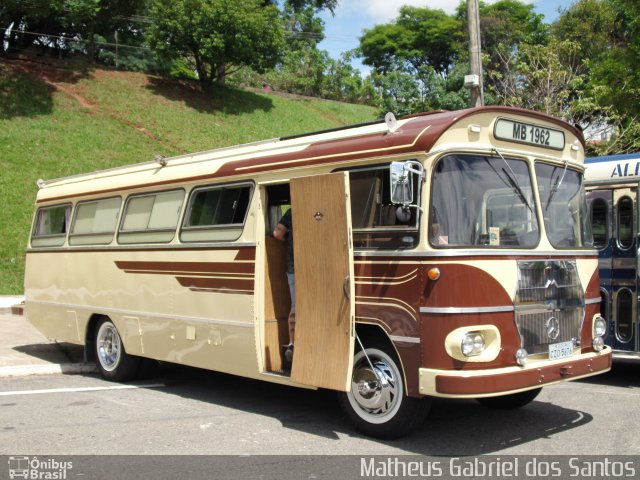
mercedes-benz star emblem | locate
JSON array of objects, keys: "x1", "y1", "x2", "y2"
[{"x1": 546, "y1": 316, "x2": 560, "y2": 340}]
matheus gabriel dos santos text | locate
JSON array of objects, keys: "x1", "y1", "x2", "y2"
[{"x1": 360, "y1": 457, "x2": 637, "y2": 478}]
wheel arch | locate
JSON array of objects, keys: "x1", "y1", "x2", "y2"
[
  {"x1": 84, "y1": 313, "x2": 109, "y2": 363},
  {"x1": 355, "y1": 322, "x2": 408, "y2": 396}
]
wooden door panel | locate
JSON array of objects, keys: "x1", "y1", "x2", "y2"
[{"x1": 290, "y1": 172, "x2": 355, "y2": 391}]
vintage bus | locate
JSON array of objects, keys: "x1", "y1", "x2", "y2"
[
  {"x1": 25, "y1": 106, "x2": 612, "y2": 439},
  {"x1": 585, "y1": 153, "x2": 640, "y2": 358}
]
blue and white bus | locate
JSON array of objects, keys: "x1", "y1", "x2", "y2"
[{"x1": 585, "y1": 153, "x2": 640, "y2": 357}]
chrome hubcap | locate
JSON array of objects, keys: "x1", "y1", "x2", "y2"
[
  {"x1": 351, "y1": 355, "x2": 399, "y2": 417},
  {"x1": 97, "y1": 322, "x2": 121, "y2": 372}
]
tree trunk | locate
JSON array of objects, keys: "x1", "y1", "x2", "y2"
[
  {"x1": 194, "y1": 55, "x2": 212, "y2": 89},
  {"x1": 216, "y1": 63, "x2": 226, "y2": 87}
]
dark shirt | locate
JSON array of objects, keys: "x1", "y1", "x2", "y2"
[{"x1": 279, "y1": 209, "x2": 294, "y2": 273}]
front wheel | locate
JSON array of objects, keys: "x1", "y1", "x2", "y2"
[
  {"x1": 476, "y1": 387, "x2": 542, "y2": 410},
  {"x1": 94, "y1": 318, "x2": 140, "y2": 382},
  {"x1": 338, "y1": 347, "x2": 430, "y2": 439}
]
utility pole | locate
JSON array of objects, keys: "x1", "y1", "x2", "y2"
[{"x1": 466, "y1": 0, "x2": 484, "y2": 107}]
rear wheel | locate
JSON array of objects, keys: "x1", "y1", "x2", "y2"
[
  {"x1": 476, "y1": 387, "x2": 542, "y2": 410},
  {"x1": 94, "y1": 318, "x2": 140, "y2": 382},
  {"x1": 339, "y1": 347, "x2": 430, "y2": 439}
]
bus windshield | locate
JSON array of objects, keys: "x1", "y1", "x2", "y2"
[
  {"x1": 535, "y1": 162, "x2": 593, "y2": 248},
  {"x1": 430, "y1": 153, "x2": 539, "y2": 248}
]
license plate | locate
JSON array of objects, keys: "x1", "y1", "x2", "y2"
[
  {"x1": 549, "y1": 341, "x2": 574, "y2": 360},
  {"x1": 494, "y1": 118, "x2": 565, "y2": 150}
]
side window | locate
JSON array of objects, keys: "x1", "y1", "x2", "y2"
[
  {"x1": 181, "y1": 183, "x2": 253, "y2": 242},
  {"x1": 118, "y1": 189, "x2": 185, "y2": 244},
  {"x1": 617, "y1": 196, "x2": 634, "y2": 249},
  {"x1": 347, "y1": 164, "x2": 420, "y2": 249},
  {"x1": 590, "y1": 198, "x2": 609, "y2": 249},
  {"x1": 69, "y1": 197, "x2": 122, "y2": 245},
  {"x1": 31, "y1": 204, "x2": 71, "y2": 247}
]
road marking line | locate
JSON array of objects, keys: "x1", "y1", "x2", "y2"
[{"x1": 0, "y1": 383, "x2": 166, "y2": 396}]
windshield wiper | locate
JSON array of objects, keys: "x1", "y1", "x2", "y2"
[
  {"x1": 493, "y1": 148, "x2": 533, "y2": 213},
  {"x1": 545, "y1": 160, "x2": 569, "y2": 211}
]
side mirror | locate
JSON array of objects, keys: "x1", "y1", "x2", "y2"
[
  {"x1": 390, "y1": 162, "x2": 413, "y2": 205},
  {"x1": 391, "y1": 161, "x2": 424, "y2": 205}
]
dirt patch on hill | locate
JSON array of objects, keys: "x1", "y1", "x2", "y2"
[{"x1": 3, "y1": 58, "x2": 175, "y2": 149}]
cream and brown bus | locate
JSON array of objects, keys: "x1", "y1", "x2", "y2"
[{"x1": 24, "y1": 106, "x2": 612, "y2": 438}]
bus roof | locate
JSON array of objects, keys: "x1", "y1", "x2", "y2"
[
  {"x1": 585, "y1": 153, "x2": 640, "y2": 185},
  {"x1": 35, "y1": 106, "x2": 584, "y2": 203},
  {"x1": 585, "y1": 153, "x2": 640, "y2": 164}
]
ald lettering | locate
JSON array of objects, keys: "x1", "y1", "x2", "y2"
[{"x1": 611, "y1": 162, "x2": 640, "y2": 178}]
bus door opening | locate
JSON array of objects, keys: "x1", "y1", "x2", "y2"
[{"x1": 262, "y1": 183, "x2": 292, "y2": 374}]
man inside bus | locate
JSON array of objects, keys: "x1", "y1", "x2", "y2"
[{"x1": 273, "y1": 208, "x2": 295, "y2": 366}]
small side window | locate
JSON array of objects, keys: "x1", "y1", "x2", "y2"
[
  {"x1": 590, "y1": 198, "x2": 609, "y2": 249},
  {"x1": 31, "y1": 204, "x2": 71, "y2": 247},
  {"x1": 69, "y1": 197, "x2": 122, "y2": 245},
  {"x1": 617, "y1": 196, "x2": 634, "y2": 249},
  {"x1": 181, "y1": 183, "x2": 253, "y2": 242},
  {"x1": 118, "y1": 189, "x2": 185, "y2": 244},
  {"x1": 346, "y1": 163, "x2": 420, "y2": 250}
]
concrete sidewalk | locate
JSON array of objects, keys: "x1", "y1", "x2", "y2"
[{"x1": 0, "y1": 295, "x2": 96, "y2": 377}]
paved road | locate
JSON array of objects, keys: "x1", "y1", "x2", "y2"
[
  {"x1": 1, "y1": 360, "x2": 639, "y2": 456},
  {"x1": 1, "y1": 304, "x2": 638, "y2": 479}
]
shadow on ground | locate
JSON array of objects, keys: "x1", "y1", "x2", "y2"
[
  {"x1": 12, "y1": 342, "x2": 84, "y2": 364},
  {"x1": 0, "y1": 57, "x2": 92, "y2": 119},
  {"x1": 146, "y1": 76, "x2": 274, "y2": 115},
  {"x1": 117, "y1": 363, "x2": 595, "y2": 456}
]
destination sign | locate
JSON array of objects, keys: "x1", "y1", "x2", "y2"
[{"x1": 494, "y1": 118, "x2": 565, "y2": 150}]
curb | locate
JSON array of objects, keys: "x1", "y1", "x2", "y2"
[
  {"x1": 0, "y1": 305, "x2": 24, "y2": 315},
  {"x1": 0, "y1": 296, "x2": 25, "y2": 315},
  {"x1": 0, "y1": 362, "x2": 97, "y2": 378}
]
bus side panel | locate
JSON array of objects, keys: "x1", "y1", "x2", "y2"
[
  {"x1": 25, "y1": 251, "x2": 82, "y2": 344},
  {"x1": 111, "y1": 248, "x2": 259, "y2": 377},
  {"x1": 354, "y1": 259, "x2": 425, "y2": 396},
  {"x1": 25, "y1": 248, "x2": 262, "y2": 378}
]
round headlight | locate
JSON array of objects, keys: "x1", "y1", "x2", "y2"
[
  {"x1": 461, "y1": 332, "x2": 485, "y2": 357},
  {"x1": 593, "y1": 315, "x2": 607, "y2": 338}
]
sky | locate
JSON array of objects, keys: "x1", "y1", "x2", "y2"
[{"x1": 318, "y1": 0, "x2": 575, "y2": 74}]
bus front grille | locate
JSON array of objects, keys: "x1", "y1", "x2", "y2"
[{"x1": 515, "y1": 260, "x2": 585, "y2": 355}]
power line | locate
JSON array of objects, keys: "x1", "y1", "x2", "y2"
[
  {"x1": 2, "y1": 27, "x2": 359, "y2": 49},
  {"x1": 0, "y1": 27, "x2": 151, "y2": 51}
]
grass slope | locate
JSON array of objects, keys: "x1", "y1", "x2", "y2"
[{"x1": 0, "y1": 59, "x2": 376, "y2": 294}]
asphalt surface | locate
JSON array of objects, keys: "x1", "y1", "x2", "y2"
[
  {"x1": 0, "y1": 296, "x2": 93, "y2": 377},
  {"x1": 1, "y1": 296, "x2": 639, "y2": 480}
]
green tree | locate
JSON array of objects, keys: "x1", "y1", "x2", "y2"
[
  {"x1": 359, "y1": 6, "x2": 466, "y2": 115},
  {"x1": 322, "y1": 51, "x2": 375, "y2": 104},
  {"x1": 1, "y1": 0, "x2": 148, "y2": 64},
  {"x1": 552, "y1": 0, "x2": 640, "y2": 153},
  {"x1": 586, "y1": 0, "x2": 640, "y2": 121},
  {"x1": 371, "y1": 70, "x2": 421, "y2": 117},
  {"x1": 487, "y1": 38, "x2": 584, "y2": 118},
  {"x1": 262, "y1": 0, "x2": 337, "y2": 14},
  {"x1": 360, "y1": 6, "x2": 463, "y2": 76},
  {"x1": 552, "y1": 0, "x2": 617, "y2": 67},
  {"x1": 147, "y1": 0, "x2": 284, "y2": 87},
  {"x1": 476, "y1": 0, "x2": 548, "y2": 52}
]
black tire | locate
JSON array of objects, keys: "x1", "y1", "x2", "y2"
[
  {"x1": 476, "y1": 387, "x2": 542, "y2": 410},
  {"x1": 339, "y1": 347, "x2": 431, "y2": 439},
  {"x1": 94, "y1": 318, "x2": 140, "y2": 382}
]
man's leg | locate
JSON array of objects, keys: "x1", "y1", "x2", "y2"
[{"x1": 285, "y1": 272, "x2": 295, "y2": 363}]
